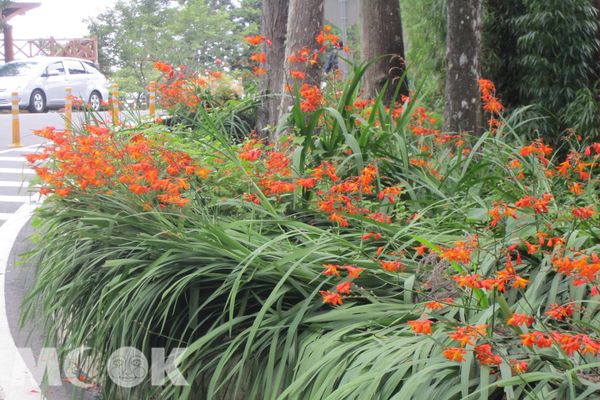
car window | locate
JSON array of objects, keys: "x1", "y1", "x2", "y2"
[
  {"x1": 0, "y1": 61, "x2": 39, "y2": 77},
  {"x1": 45, "y1": 62, "x2": 65, "y2": 76},
  {"x1": 83, "y1": 62, "x2": 102, "y2": 75},
  {"x1": 64, "y1": 60, "x2": 86, "y2": 75}
]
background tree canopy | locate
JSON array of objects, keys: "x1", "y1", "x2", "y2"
[
  {"x1": 87, "y1": 0, "x2": 261, "y2": 93},
  {"x1": 88, "y1": 0, "x2": 599, "y2": 142}
]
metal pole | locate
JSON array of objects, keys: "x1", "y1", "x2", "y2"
[
  {"x1": 340, "y1": 0, "x2": 348, "y2": 43},
  {"x1": 340, "y1": 0, "x2": 349, "y2": 75},
  {"x1": 148, "y1": 81, "x2": 156, "y2": 119},
  {"x1": 64, "y1": 87, "x2": 72, "y2": 133},
  {"x1": 11, "y1": 92, "x2": 21, "y2": 147},
  {"x1": 111, "y1": 83, "x2": 119, "y2": 126}
]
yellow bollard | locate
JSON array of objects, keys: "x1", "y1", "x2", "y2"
[
  {"x1": 148, "y1": 80, "x2": 156, "y2": 120},
  {"x1": 64, "y1": 87, "x2": 72, "y2": 133},
  {"x1": 111, "y1": 83, "x2": 119, "y2": 126},
  {"x1": 10, "y1": 92, "x2": 21, "y2": 147}
]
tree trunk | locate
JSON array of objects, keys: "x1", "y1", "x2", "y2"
[
  {"x1": 276, "y1": 0, "x2": 324, "y2": 136},
  {"x1": 360, "y1": 0, "x2": 409, "y2": 104},
  {"x1": 594, "y1": 0, "x2": 600, "y2": 81},
  {"x1": 444, "y1": 0, "x2": 482, "y2": 134},
  {"x1": 256, "y1": 0, "x2": 289, "y2": 136}
]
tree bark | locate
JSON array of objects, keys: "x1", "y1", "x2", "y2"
[
  {"x1": 594, "y1": 0, "x2": 600, "y2": 81},
  {"x1": 360, "y1": 0, "x2": 409, "y2": 104},
  {"x1": 276, "y1": 0, "x2": 324, "y2": 133},
  {"x1": 256, "y1": 0, "x2": 289, "y2": 136},
  {"x1": 444, "y1": 0, "x2": 482, "y2": 134}
]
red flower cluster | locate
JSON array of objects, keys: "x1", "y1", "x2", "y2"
[
  {"x1": 244, "y1": 35, "x2": 271, "y2": 46},
  {"x1": 299, "y1": 83, "x2": 323, "y2": 112},
  {"x1": 440, "y1": 239, "x2": 476, "y2": 264},
  {"x1": 514, "y1": 193, "x2": 553, "y2": 214},
  {"x1": 521, "y1": 331, "x2": 600, "y2": 356},
  {"x1": 408, "y1": 319, "x2": 433, "y2": 335},
  {"x1": 320, "y1": 264, "x2": 364, "y2": 306},
  {"x1": 478, "y1": 79, "x2": 504, "y2": 134},
  {"x1": 29, "y1": 126, "x2": 208, "y2": 207},
  {"x1": 520, "y1": 140, "x2": 553, "y2": 165}
]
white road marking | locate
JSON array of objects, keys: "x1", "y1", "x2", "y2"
[
  {"x1": 0, "y1": 168, "x2": 35, "y2": 175},
  {"x1": 0, "y1": 196, "x2": 30, "y2": 203},
  {"x1": 0, "y1": 203, "x2": 44, "y2": 399},
  {"x1": 0, "y1": 181, "x2": 29, "y2": 188},
  {"x1": 0, "y1": 214, "x2": 12, "y2": 220},
  {"x1": 0, "y1": 145, "x2": 42, "y2": 155},
  {"x1": 0, "y1": 157, "x2": 26, "y2": 162}
]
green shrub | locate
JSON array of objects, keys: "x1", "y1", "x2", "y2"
[{"x1": 22, "y1": 63, "x2": 600, "y2": 400}]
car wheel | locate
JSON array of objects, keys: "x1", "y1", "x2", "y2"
[
  {"x1": 29, "y1": 90, "x2": 47, "y2": 113},
  {"x1": 89, "y1": 91, "x2": 102, "y2": 111}
]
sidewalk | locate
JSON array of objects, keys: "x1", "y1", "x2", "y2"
[
  {"x1": 0, "y1": 144, "x2": 45, "y2": 399},
  {"x1": 0, "y1": 138, "x2": 104, "y2": 399}
]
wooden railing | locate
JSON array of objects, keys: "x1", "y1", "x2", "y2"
[{"x1": 0, "y1": 37, "x2": 98, "y2": 64}]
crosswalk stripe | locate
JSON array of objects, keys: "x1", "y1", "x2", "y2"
[
  {"x1": 0, "y1": 168, "x2": 35, "y2": 175},
  {"x1": 0, "y1": 156, "x2": 26, "y2": 162},
  {"x1": 0, "y1": 195, "x2": 30, "y2": 203},
  {"x1": 0, "y1": 213, "x2": 12, "y2": 220},
  {"x1": 0, "y1": 145, "x2": 41, "y2": 155},
  {"x1": 0, "y1": 181, "x2": 29, "y2": 188}
]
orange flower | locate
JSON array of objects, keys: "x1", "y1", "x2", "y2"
[
  {"x1": 323, "y1": 264, "x2": 341, "y2": 276},
  {"x1": 506, "y1": 313, "x2": 535, "y2": 326},
  {"x1": 329, "y1": 212, "x2": 349, "y2": 227},
  {"x1": 572, "y1": 206, "x2": 595, "y2": 219},
  {"x1": 520, "y1": 332, "x2": 552, "y2": 348},
  {"x1": 239, "y1": 148, "x2": 262, "y2": 162},
  {"x1": 362, "y1": 232, "x2": 382, "y2": 240},
  {"x1": 249, "y1": 52, "x2": 267, "y2": 64},
  {"x1": 509, "y1": 275, "x2": 527, "y2": 289},
  {"x1": 296, "y1": 177, "x2": 317, "y2": 188},
  {"x1": 379, "y1": 260, "x2": 403, "y2": 272},
  {"x1": 253, "y1": 66, "x2": 268, "y2": 76},
  {"x1": 408, "y1": 319, "x2": 433, "y2": 335},
  {"x1": 336, "y1": 281, "x2": 352, "y2": 294},
  {"x1": 443, "y1": 347, "x2": 466, "y2": 362},
  {"x1": 243, "y1": 193, "x2": 260, "y2": 205},
  {"x1": 344, "y1": 265, "x2": 364, "y2": 279},
  {"x1": 320, "y1": 290, "x2": 342, "y2": 306},
  {"x1": 510, "y1": 359, "x2": 529, "y2": 374},
  {"x1": 440, "y1": 240, "x2": 473, "y2": 264},
  {"x1": 312, "y1": 161, "x2": 339, "y2": 182},
  {"x1": 299, "y1": 83, "x2": 323, "y2": 113},
  {"x1": 354, "y1": 98, "x2": 370, "y2": 109},
  {"x1": 154, "y1": 61, "x2": 173, "y2": 74},
  {"x1": 129, "y1": 184, "x2": 150, "y2": 195},
  {"x1": 448, "y1": 324, "x2": 487, "y2": 347},
  {"x1": 244, "y1": 35, "x2": 269, "y2": 46},
  {"x1": 377, "y1": 186, "x2": 402, "y2": 203},
  {"x1": 524, "y1": 241, "x2": 539, "y2": 255},
  {"x1": 367, "y1": 212, "x2": 391, "y2": 224},
  {"x1": 474, "y1": 344, "x2": 502, "y2": 366},
  {"x1": 425, "y1": 301, "x2": 445, "y2": 310},
  {"x1": 546, "y1": 304, "x2": 574, "y2": 321},
  {"x1": 414, "y1": 245, "x2": 428, "y2": 256},
  {"x1": 569, "y1": 183, "x2": 584, "y2": 196},
  {"x1": 290, "y1": 70, "x2": 306, "y2": 79}
]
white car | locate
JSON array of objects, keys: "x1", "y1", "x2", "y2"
[{"x1": 0, "y1": 57, "x2": 110, "y2": 112}]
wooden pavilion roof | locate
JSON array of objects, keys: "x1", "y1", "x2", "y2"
[{"x1": 1, "y1": 2, "x2": 40, "y2": 21}]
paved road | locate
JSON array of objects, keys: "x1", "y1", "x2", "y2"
[
  {"x1": 0, "y1": 109, "x2": 149, "y2": 149},
  {"x1": 0, "y1": 111, "x2": 109, "y2": 399}
]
